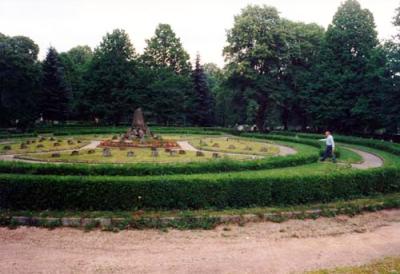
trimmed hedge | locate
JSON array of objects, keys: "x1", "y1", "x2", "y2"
[
  {"x1": 0, "y1": 167, "x2": 399, "y2": 210},
  {"x1": 0, "y1": 129, "x2": 399, "y2": 211},
  {"x1": 271, "y1": 131, "x2": 400, "y2": 156},
  {"x1": 0, "y1": 132, "x2": 322, "y2": 176},
  {"x1": 0, "y1": 148, "x2": 319, "y2": 176},
  {"x1": 241, "y1": 133, "x2": 342, "y2": 158},
  {"x1": 0, "y1": 133, "x2": 37, "y2": 139}
]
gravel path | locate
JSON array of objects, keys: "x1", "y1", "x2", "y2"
[
  {"x1": 343, "y1": 146, "x2": 384, "y2": 169},
  {"x1": 1, "y1": 210, "x2": 399, "y2": 274}
]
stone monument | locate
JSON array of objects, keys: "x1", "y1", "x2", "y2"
[
  {"x1": 125, "y1": 108, "x2": 152, "y2": 140},
  {"x1": 99, "y1": 108, "x2": 179, "y2": 149}
]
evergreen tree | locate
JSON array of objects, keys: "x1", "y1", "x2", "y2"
[
  {"x1": 190, "y1": 54, "x2": 214, "y2": 126},
  {"x1": 39, "y1": 47, "x2": 69, "y2": 122}
]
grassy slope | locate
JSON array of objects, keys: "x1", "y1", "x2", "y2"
[{"x1": 308, "y1": 257, "x2": 400, "y2": 274}]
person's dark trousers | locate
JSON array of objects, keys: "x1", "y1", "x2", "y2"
[{"x1": 321, "y1": 145, "x2": 336, "y2": 163}]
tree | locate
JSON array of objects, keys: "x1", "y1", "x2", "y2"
[
  {"x1": 59, "y1": 46, "x2": 92, "y2": 120},
  {"x1": 224, "y1": 5, "x2": 287, "y2": 131},
  {"x1": 276, "y1": 21, "x2": 325, "y2": 130},
  {"x1": 0, "y1": 34, "x2": 41, "y2": 127},
  {"x1": 203, "y1": 63, "x2": 235, "y2": 126},
  {"x1": 311, "y1": 0, "x2": 380, "y2": 132},
  {"x1": 39, "y1": 47, "x2": 70, "y2": 122},
  {"x1": 140, "y1": 24, "x2": 193, "y2": 125},
  {"x1": 190, "y1": 54, "x2": 214, "y2": 126},
  {"x1": 82, "y1": 29, "x2": 137, "y2": 124},
  {"x1": 381, "y1": 6, "x2": 400, "y2": 133},
  {"x1": 141, "y1": 24, "x2": 191, "y2": 75}
]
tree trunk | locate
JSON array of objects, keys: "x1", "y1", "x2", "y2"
[
  {"x1": 255, "y1": 95, "x2": 268, "y2": 132},
  {"x1": 281, "y1": 108, "x2": 289, "y2": 131}
]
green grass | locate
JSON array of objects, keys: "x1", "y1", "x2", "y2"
[
  {"x1": 189, "y1": 136, "x2": 280, "y2": 156},
  {"x1": 307, "y1": 257, "x2": 400, "y2": 274},
  {"x1": 337, "y1": 147, "x2": 363, "y2": 164},
  {"x1": 18, "y1": 134, "x2": 283, "y2": 164},
  {"x1": 23, "y1": 147, "x2": 252, "y2": 163},
  {"x1": 0, "y1": 137, "x2": 89, "y2": 154},
  {"x1": 1, "y1": 129, "x2": 399, "y2": 212}
]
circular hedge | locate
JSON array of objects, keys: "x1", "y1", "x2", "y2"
[{"x1": 0, "y1": 127, "x2": 399, "y2": 211}]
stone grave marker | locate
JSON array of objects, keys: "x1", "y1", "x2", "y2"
[{"x1": 102, "y1": 148, "x2": 112, "y2": 157}]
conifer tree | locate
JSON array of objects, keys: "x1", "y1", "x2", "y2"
[
  {"x1": 40, "y1": 47, "x2": 69, "y2": 121},
  {"x1": 191, "y1": 54, "x2": 214, "y2": 126}
]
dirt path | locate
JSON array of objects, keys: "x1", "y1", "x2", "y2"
[
  {"x1": 1, "y1": 210, "x2": 400, "y2": 274},
  {"x1": 343, "y1": 146, "x2": 384, "y2": 169}
]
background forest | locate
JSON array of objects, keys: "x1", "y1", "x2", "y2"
[{"x1": 1, "y1": 0, "x2": 399, "y2": 134}]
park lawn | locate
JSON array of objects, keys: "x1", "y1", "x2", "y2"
[
  {"x1": 339, "y1": 144, "x2": 400, "y2": 167},
  {"x1": 23, "y1": 147, "x2": 253, "y2": 164},
  {"x1": 337, "y1": 147, "x2": 363, "y2": 164},
  {"x1": 0, "y1": 137, "x2": 89, "y2": 155},
  {"x1": 308, "y1": 256, "x2": 400, "y2": 274},
  {"x1": 189, "y1": 136, "x2": 280, "y2": 156}
]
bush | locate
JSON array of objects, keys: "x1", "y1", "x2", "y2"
[
  {"x1": 271, "y1": 131, "x2": 400, "y2": 156},
  {"x1": 0, "y1": 128, "x2": 399, "y2": 211},
  {"x1": 0, "y1": 149, "x2": 319, "y2": 176},
  {"x1": 0, "y1": 167, "x2": 399, "y2": 210}
]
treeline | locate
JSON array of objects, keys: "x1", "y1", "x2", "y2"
[
  {"x1": 0, "y1": 0, "x2": 399, "y2": 133},
  {"x1": 0, "y1": 24, "x2": 214, "y2": 127}
]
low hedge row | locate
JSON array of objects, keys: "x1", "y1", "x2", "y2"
[
  {"x1": 0, "y1": 126, "x2": 227, "y2": 138},
  {"x1": 0, "y1": 167, "x2": 399, "y2": 210},
  {"x1": 241, "y1": 133, "x2": 342, "y2": 158},
  {"x1": 0, "y1": 129, "x2": 398, "y2": 211},
  {"x1": 0, "y1": 146, "x2": 319, "y2": 176},
  {"x1": 0, "y1": 133, "x2": 38, "y2": 139},
  {"x1": 271, "y1": 131, "x2": 400, "y2": 156}
]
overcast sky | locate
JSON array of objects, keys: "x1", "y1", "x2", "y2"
[{"x1": 0, "y1": 0, "x2": 398, "y2": 66}]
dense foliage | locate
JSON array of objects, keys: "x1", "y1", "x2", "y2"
[{"x1": 0, "y1": 0, "x2": 399, "y2": 134}]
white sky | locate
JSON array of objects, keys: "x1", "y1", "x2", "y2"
[{"x1": 0, "y1": 0, "x2": 398, "y2": 66}]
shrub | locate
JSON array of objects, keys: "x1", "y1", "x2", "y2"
[
  {"x1": 0, "y1": 147, "x2": 319, "y2": 176},
  {"x1": 0, "y1": 167, "x2": 399, "y2": 210}
]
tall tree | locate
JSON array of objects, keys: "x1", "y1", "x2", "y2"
[
  {"x1": 141, "y1": 24, "x2": 191, "y2": 75},
  {"x1": 382, "y1": 5, "x2": 400, "y2": 132},
  {"x1": 60, "y1": 45, "x2": 93, "y2": 120},
  {"x1": 311, "y1": 0, "x2": 380, "y2": 132},
  {"x1": 0, "y1": 34, "x2": 41, "y2": 127},
  {"x1": 203, "y1": 63, "x2": 235, "y2": 126},
  {"x1": 82, "y1": 29, "x2": 137, "y2": 124},
  {"x1": 190, "y1": 54, "x2": 214, "y2": 126},
  {"x1": 277, "y1": 21, "x2": 325, "y2": 130},
  {"x1": 140, "y1": 24, "x2": 192, "y2": 125},
  {"x1": 39, "y1": 47, "x2": 70, "y2": 122},
  {"x1": 224, "y1": 5, "x2": 287, "y2": 131}
]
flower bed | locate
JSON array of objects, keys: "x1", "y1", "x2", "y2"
[{"x1": 99, "y1": 139, "x2": 179, "y2": 149}]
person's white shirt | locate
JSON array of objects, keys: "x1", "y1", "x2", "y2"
[{"x1": 320, "y1": 135, "x2": 335, "y2": 148}]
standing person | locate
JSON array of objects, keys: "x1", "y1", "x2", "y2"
[{"x1": 320, "y1": 131, "x2": 336, "y2": 163}]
